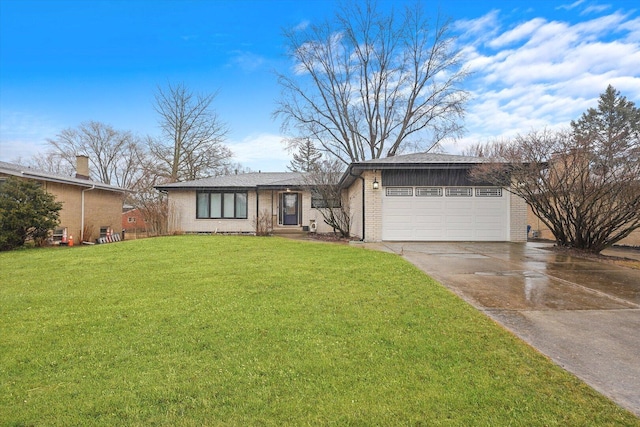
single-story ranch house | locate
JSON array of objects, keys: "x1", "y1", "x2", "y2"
[
  {"x1": 157, "y1": 153, "x2": 528, "y2": 242},
  {"x1": 0, "y1": 156, "x2": 125, "y2": 243}
]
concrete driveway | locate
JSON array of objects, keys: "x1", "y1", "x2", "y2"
[{"x1": 366, "y1": 241, "x2": 640, "y2": 416}]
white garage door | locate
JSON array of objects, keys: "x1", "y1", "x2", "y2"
[{"x1": 382, "y1": 186, "x2": 508, "y2": 241}]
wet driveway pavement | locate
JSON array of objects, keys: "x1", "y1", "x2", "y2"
[{"x1": 366, "y1": 241, "x2": 640, "y2": 416}]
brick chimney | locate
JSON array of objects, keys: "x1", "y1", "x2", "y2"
[{"x1": 76, "y1": 155, "x2": 90, "y2": 180}]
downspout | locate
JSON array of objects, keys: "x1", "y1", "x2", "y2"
[
  {"x1": 81, "y1": 184, "x2": 96, "y2": 242},
  {"x1": 348, "y1": 169, "x2": 366, "y2": 241},
  {"x1": 256, "y1": 188, "x2": 260, "y2": 225}
]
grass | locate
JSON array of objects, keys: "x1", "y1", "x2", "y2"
[{"x1": 1, "y1": 235, "x2": 638, "y2": 426}]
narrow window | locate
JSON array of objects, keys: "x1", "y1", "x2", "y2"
[
  {"x1": 311, "y1": 190, "x2": 341, "y2": 208},
  {"x1": 235, "y1": 193, "x2": 248, "y2": 218},
  {"x1": 223, "y1": 193, "x2": 235, "y2": 218},
  {"x1": 445, "y1": 187, "x2": 473, "y2": 197},
  {"x1": 197, "y1": 193, "x2": 209, "y2": 218},
  {"x1": 416, "y1": 187, "x2": 442, "y2": 197},
  {"x1": 386, "y1": 187, "x2": 413, "y2": 196},
  {"x1": 210, "y1": 193, "x2": 222, "y2": 218},
  {"x1": 476, "y1": 188, "x2": 502, "y2": 197}
]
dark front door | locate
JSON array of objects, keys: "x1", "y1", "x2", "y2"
[{"x1": 282, "y1": 193, "x2": 299, "y2": 225}]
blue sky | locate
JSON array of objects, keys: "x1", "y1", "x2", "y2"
[{"x1": 1, "y1": 0, "x2": 639, "y2": 172}]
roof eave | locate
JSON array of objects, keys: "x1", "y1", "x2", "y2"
[
  {"x1": 16, "y1": 171, "x2": 127, "y2": 193},
  {"x1": 339, "y1": 161, "x2": 490, "y2": 188}
]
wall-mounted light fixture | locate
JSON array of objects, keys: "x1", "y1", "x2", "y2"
[{"x1": 372, "y1": 176, "x2": 379, "y2": 189}]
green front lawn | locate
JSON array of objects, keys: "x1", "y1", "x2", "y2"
[{"x1": 1, "y1": 236, "x2": 637, "y2": 426}]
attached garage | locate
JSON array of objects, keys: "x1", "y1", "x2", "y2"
[
  {"x1": 382, "y1": 186, "x2": 508, "y2": 241},
  {"x1": 340, "y1": 152, "x2": 527, "y2": 243}
]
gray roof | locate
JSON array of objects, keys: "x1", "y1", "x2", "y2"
[
  {"x1": 0, "y1": 161, "x2": 126, "y2": 193},
  {"x1": 155, "y1": 153, "x2": 500, "y2": 191},
  {"x1": 155, "y1": 172, "x2": 308, "y2": 190},
  {"x1": 340, "y1": 152, "x2": 499, "y2": 187},
  {"x1": 353, "y1": 152, "x2": 493, "y2": 166}
]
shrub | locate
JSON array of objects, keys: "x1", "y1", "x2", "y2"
[{"x1": 0, "y1": 177, "x2": 63, "y2": 250}]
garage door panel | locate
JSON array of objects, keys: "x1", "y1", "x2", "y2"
[
  {"x1": 447, "y1": 215, "x2": 474, "y2": 225},
  {"x1": 415, "y1": 213, "x2": 444, "y2": 222},
  {"x1": 415, "y1": 229, "x2": 445, "y2": 240},
  {"x1": 382, "y1": 188, "x2": 508, "y2": 241}
]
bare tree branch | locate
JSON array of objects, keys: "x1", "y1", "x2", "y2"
[
  {"x1": 304, "y1": 157, "x2": 351, "y2": 237},
  {"x1": 45, "y1": 121, "x2": 144, "y2": 189},
  {"x1": 471, "y1": 86, "x2": 640, "y2": 254},
  {"x1": 150, "y1": 83, "x2": 232, "y2": 182},
  {"x1": 275, "y1": 0, "x2": 468, "y2": 164}
]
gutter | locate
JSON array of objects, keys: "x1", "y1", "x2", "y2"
[
  {"x1": 81, "y1": 184, "x2": 96, "y2": 241},
  {"x1": 20, "y1": 171, "x2": 125, "y2": 193}
]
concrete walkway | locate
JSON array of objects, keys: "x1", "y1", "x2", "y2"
[{"x1": 357, "y1": 241, "x2": 640, "y2": 416}]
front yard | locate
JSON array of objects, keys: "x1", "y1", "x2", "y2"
[{"x1": 1, "y1": 236, "x2": 637, "y2": 425}]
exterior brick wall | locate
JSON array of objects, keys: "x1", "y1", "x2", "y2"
[
  {"x1": 82, "y1": 188, "x2": 124, "y2": 241},
  {"x1": 361, "y1": 170, "x2": 383, "y2": 242},
  {"x1": 346, "y1": 177, "x2": 363, "y2": 240},
  {"x1": 39, "y1": 181, "x2": 123, "y2": 242},
  {"x1": 509, "y1": 192, "x2": 528, "y2": 242}
]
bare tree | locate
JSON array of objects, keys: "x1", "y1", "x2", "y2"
[
  {"x1": 150, "y1": 83, "x2": 232, "y2": 182},
  {"x1": 461, "y1": 140, "x2": 509, "y2": 158},
  {"x1": 45, "y1": 121, "x2": 145, "y2": 189},
  {"x1": 275, "y1": 0, "x2": 468, "y2": 164},
  {"x1": 132, "y1": 177, "x2": 169, "y2": 236},
  {"x1": 471, "y1": 86, "x2": 640, "y2": 254},
  {"x1": 219, "y1": 162, "x2": 253, "y2": 176},
  {"x1": 305, "y1": 158, "x2": 351, "y2": 237},
  {"x1": 21, "y1": 151, "x2": 75, "y2": 177}
]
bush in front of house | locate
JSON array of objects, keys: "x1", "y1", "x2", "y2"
[{"x1": 0, "y1": 177, "x2": 63, "y2": 250}]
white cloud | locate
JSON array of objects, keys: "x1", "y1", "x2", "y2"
[
  {"x1": 293, "y1": 20, "x2": 310, "y2": 32},
  {"x1": 449, "y1": 8, "x2": 640, "y2": 155},
  {"x1": 581, "y1": 4, "x2": 611, "y2": 15},
  {"x1": 620, "y1": 17, "x2": 640, "y2": 42},
  {"x1": 227, "y1": 133, "x2": 290, "y2": 172},
  {"x1": 489, "y1": 18, "x2": 546, "y2": 48},
  {"x1": 228, "y1": 50, "x2": 266, "y2": 73},
  {"x1": 0, "y1": 111, "x2": 59, "y2": 162},
  {"x1": 556, "y1": 0, "x2": 585, "y2": 11},
  {"x1": 453, "y1": 10, "x2": 501, "y2": 45}
]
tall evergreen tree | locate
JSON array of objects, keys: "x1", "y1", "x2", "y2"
[
  {"x1": 288, "y1": 138, "x2": 322, "y2": 172},
  {"x1": 571, "y1": 84, "x2": 640, "y2": 157}
]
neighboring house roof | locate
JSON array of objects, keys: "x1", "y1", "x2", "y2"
[
  {"x1": 0, "y1": 161, "x2": 126, "y2": 193},
  {"x1": 155, "y1": 172, "x2": 308, "y2": 191}
]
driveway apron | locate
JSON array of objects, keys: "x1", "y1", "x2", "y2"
[{"x1": 371, "y1": 241, "x2": 640, "y2": 416}]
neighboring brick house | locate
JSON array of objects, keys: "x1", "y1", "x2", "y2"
[
  {"x1": 527, "y1": 206, "x2": 640, "y2": 247},
  {"x1": 0, "y1": 156, "x2": 125, "y2": 243},
  {"x1": 156, "y1": 153, "x2": 528, "y2": 243},
  {"x1": 122, "y1": 208, "x2": 148, "y2": 233}
]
